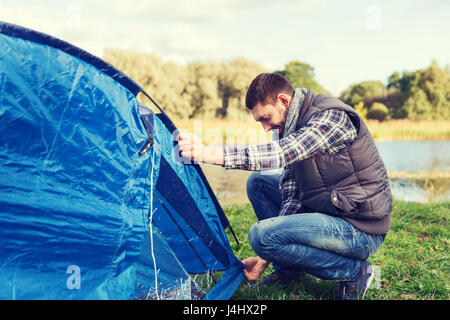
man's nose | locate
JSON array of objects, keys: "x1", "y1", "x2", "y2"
[{"x1": 261, "y1": 122, "x2": 271, "y2": 132}]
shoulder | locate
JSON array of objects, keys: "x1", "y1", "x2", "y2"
[{"x1": 308, "y1": 108, "x2": 352, "y2": 127}]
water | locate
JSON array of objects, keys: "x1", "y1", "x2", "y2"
[
  {"x1": 389, "y1": 178, "x2": 449, "y2": 203},
  {"x1": 200, "y1": 141, "x2": 450, "y2": 205},
  {"x1": 376, "y1": 141, "x2": 450, "y2": 203},
  {"x1": 375, "y1": 141, "x2": 450, "y2": 172}
]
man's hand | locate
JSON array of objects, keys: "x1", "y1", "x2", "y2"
[
  {"x1": 177, "y1": 131, "x2": 224, "y2": 165},
  {"x1": 242, "y1": 256, "x2": 269, "y2": 281}
]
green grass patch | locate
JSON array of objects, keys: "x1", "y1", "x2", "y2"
[{"x1": 224, "y1": 201, "x2": 450, "y2": 300}]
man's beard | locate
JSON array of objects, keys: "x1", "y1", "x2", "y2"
[{"x1": 271, "y1": 126, "x2": 284, "y2": 139}]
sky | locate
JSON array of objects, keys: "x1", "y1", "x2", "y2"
[{"x1": 0, "y1": 0, "x2": 449, "y2": 96}]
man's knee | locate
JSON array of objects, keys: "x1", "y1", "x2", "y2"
[
  {"x1": 248, "y1": 220, "x2": 272, "y2": 256},
  {"x1": 248, "y1": 222, "x2": 261, "y2": 251},
  {"x1": 246, "y1": 171, "x2": 261, "y2": 197}
]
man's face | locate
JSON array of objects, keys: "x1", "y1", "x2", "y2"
[{"x1": 251, "y1": 94, "x2": 290, "y2": 136}]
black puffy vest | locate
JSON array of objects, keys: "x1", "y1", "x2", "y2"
[{"x1": 289, "y1": 89, "x2": 392, "y2": 234}]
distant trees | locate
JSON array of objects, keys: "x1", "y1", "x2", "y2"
[
  {"x1": 339, "y1": 61, "x2": 449, "y2": 121},
  {"x1": 103, "y1": 49, "x2": 448, "y2": 121},
  {"x1": 103, "y1": 49, "x2": 266, "y2": 119},
  {"x1": 103, "y1": 50, "x2": 331, "y2": 119},
  {"x1": 339, "y1": 81, "x2": 386, "y2": 108},
  {"x1": 216, "y1": 59, "x2": 267, "y2": 118},
  {"x1": 103, "y1": 49, "x2": 194, "y2": 118},
  {"x1": 402, "y1": 61, "x2": 450, "y2": 120}
]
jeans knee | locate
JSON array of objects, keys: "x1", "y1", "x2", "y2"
[
  {"x1": 246, "y1": 172, "x2": 261, "y2": 197},
  {"x1": 248, "y1": 222, "x2": 261, "y2": 250},
  {"x1": 248, "y1": 221, "x2": 269, "y2": 256}
]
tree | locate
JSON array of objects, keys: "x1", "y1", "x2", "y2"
[
  {"x1": 386, "y1": 61, "x2": 450, "y2": 120},
  {"x1": 416, "y1": 61, "x2": 450, "y2": 119},
  {"x1": 403, "y1": 87, "x2": 434, "y2": 120},
  {"x1": 276, "y1": 61, "x2": 328, "y2": 94},
  {"x1": 339, "y1": 81, "x2": 386, "y2": 107},
  {"x1": 217, "y1": 58, "x2": 266, "y2": 119},
  {"x1": 185, "y1": 61, "x2": 223, "y2": 118},
  {"x1": 353, "y1": 101, "x2": 368, "y2": 120},
  {"x1": 386, "y1": 70, "x2": 419, "y2": 118},
  {"x1": 365, "y1": 87, "x2": 403, "y2": 119},
  {"x1": 387, "y1": 71, "x2": 418, "y2": 93},
  {"x1": 103, "y1": 49, "x2": 193, "y2": 118},
  {"x1": 367, "y1": 102, "x2": 390, "y2": 121}
]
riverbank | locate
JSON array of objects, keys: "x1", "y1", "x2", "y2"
[
  {"x1": 389, "y1": 171, "x2": 450, "y2": 179},
  {"x1": 224, "y1": 200, "x2": 449, "y2": 300},
  {"x1": 172, "y1": 118, "x2": 450, "y2": 144},
  {"x1": 200, "y1": 164, "x2": 450, "y2": 205}
]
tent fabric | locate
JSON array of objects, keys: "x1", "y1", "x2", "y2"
[{"x1": 0, "y1": 21, "x2": 244, "y2": 300}]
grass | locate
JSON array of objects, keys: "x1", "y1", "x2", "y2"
[
  {"x1": 223, "y1": 201, "x2": 450, "y2": 300},
  {"x1": 172, "y1": 118, "x2": 450, "y2": 144}
]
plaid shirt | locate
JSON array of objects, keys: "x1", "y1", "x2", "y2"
[{"x1": 223, "y1": 109, "x2": 358, "y2": 216}]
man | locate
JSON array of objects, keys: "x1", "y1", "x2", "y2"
[{"x1": 178, "y1": 73, "x2": 392, "y2": 300}]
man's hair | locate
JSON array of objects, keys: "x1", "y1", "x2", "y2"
[{"x1": 245, "y1": 73, "x2": 294, "y2": 109}]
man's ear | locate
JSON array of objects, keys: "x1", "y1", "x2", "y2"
[{"x1": 277, "y1": 93, "x2": 290, "y2": 108}]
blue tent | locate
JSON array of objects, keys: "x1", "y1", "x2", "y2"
[{"x1": 0, "y1": 22, "x2": 244, "y2": 300}]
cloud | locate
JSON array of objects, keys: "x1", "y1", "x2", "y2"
[
  {"x1": 110, "y1": 0, "x2": 328, "y2": 22},
  {"x1": 157, "y1": 24, "x2": 223, "y2": 55},
  {"x1": 111, "y1": 0, "x2": 250, "y2": 22},
  {"x1": 0, "y1": 4, "x2": 64, "y2": 36},
  {"x1": 0, "y1": 3, "x2": 107, "y2": 56},
  {"x1": 0, "y1": 1, "x2": 226, "y2": 59}
]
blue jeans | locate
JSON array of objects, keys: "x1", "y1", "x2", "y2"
[{"x1": 246, "y1": 172, "x2": 384, "y2": 280}]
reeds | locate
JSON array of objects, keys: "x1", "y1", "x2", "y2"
[{"x1": 366, "y1": 119, "x2": 450, "y2": 141}]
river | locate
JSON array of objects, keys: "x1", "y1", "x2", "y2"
[{"x1": 200, "y1": 141, "x2": 450, "y2": 205}]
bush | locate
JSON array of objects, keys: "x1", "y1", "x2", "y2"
[
  {"x1": 354, "y1": 101, "x2": 368, "y2": 120},
  {"x1": 367, "y1": 102, "x2": 390, "y2": 121}
]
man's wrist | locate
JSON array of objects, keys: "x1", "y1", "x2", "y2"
[
  {"x1": 258, "y1": 257, "x2": 269, "y2": 268},
  {"x1": 222, "y1": 146, "x2": 241, "y2": 169},
  {"x1": 204, "y1": 146, "x2": 224, "y2": 166}
]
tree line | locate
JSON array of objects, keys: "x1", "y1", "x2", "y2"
[
  {"x1": 103, "y1": 49, "x2": 267, "y2": 119},
  {"x1": 339, "y1": 61, "x2": 449, "y2": 121},
  {"x1": 103, "y1": 49, "x2": 449, "y2": 121}
]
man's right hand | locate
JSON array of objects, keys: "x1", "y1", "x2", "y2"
[
  {"x1": 242, "y1": 256, "x2": 269, "y2": 281},
  {"x1": 177, "y1": 130, "x2": 224, "y2": 165}
]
